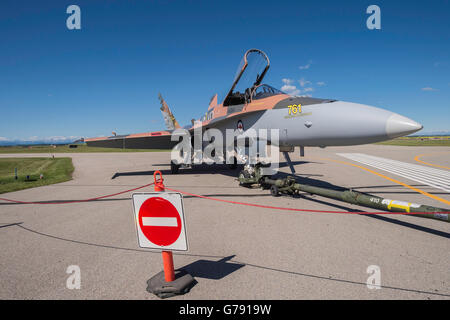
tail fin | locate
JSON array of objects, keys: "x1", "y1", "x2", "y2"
[
  {"x1": 208, "y1": 94, "x2": 218, "y2": 110},
  {"x1": 158, "y1": 93, "x2": 181, "y2": 130}
]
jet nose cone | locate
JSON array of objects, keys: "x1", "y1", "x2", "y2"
[{"x1": 386, "y1": 113, "x2": 423, "y2": 138}]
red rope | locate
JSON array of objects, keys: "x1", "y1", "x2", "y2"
[
  {"x1": 0, "y1": 180, "x2": 448, "y2": 216},
  {"x1": 0, "y1": 182, "x2": 154, "y2": 205}
]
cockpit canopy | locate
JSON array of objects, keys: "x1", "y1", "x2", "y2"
[
  {"x1": 220, "y1": 49, "x2": 335, "y2": 108},
  {"x1": 251, "y1": 84, "x2": 284, "y2": 100},
  {"x1": 223, "y1": 49, "x2": 271, "y2": 106}
]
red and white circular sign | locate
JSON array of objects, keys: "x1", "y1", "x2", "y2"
[
  {"x1": 138, "y1": 197, "x2": 181, "y2": 246},
  {"x1": 132, "y1": 192, "x2": 187, "y2": 251}
]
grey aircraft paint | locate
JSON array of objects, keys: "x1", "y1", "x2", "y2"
[{"x1": 204, "y1": 100, "x2": 422, "y2": 148}]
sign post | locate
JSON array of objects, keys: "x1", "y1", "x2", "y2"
[
  {"x1": 154, "y1": 171, "x2": 175, "y2": 282},
  {"x1": 162, "y1": 251, "x2": 175, "y2": 282},
  {"x1": 132, "y1": 171, "x2": 195, "y2": 298}
]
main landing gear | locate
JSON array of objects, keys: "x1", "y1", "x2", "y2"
[{"x1": 170, "y1": 161, "x2": 180, "y2": 174}]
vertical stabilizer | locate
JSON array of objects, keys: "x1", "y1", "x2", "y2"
[
  {"x1": 208, "y1": 94, "x2": 218, "y2": 110},
  {"x1": 158, "y1": 93, "x2": 181, "y2": 130}
]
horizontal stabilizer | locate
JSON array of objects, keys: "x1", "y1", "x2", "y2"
[{"x1": 85, "y1": 131, "x2": 178, "y2": 149}]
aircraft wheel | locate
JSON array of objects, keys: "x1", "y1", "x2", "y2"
[
  {"x1": 170, "y1": 161, "x2": 180, "y2": 174},
  {"x1": 270, "y1": 185, "x2": 280, "y2": 197}
]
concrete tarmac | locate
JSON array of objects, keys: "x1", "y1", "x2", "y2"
[{"x1": 0, "y1": 144, "x2": 449, "y2": 299}]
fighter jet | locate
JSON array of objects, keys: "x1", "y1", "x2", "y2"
[{"x1": 85, "y1": 49, "x2": 422, "y2": 172}]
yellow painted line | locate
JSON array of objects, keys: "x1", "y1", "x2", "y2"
[
  {"x1": 414, "y1": 152, "x2": 450, "y2": 170},
  {"x1": 317, "y1": 157, "x2": 450, "y2": 206}
]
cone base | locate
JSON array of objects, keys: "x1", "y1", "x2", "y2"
[{"x1": 146, "y1": 269, "x2": 196, "y2": 299}]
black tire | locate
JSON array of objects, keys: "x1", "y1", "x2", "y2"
[
  {"x1": 170, "y1": 161, "x2": 180, "y2": 174},
  {"x1": 261, "y1": 183, "x2": 270, "y2": 190},
  {"x1": 270, "y1": 185, "x2": 280, "y2": 197}
]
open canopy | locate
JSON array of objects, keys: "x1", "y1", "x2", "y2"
[{"x1": 223, "y1": 49, "x2": 270, "y2": 106}]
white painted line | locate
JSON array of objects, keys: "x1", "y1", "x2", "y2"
[
  {"x1": 346, "y1": 155, "x2": 450, "y2": 186},
  {"x1": 349, "y1": 160, "x2": 450, "y2": 192},
  {"x1": 142, "y1": 217, "x2": 178, "y2": 227},
  {"x1": 358, "y1": 154, "x2": 450, "y2": 179},
  {"x1": 340, "y1": 155, "x2": 450, "y2": 191},
  {"x1": 341, "y1": 153, "x2": 450, "y2": 179},
  {"x1": 337, "y1": 153, "x2": 450, "y2": 193},
  {"x1": 338, "y1": 154, "x2": 450, "y2": 189}
]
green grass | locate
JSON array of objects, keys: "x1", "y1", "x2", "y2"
[
  {"x1": 0, "y1": 144, "x2": 170, "y2": 154},
  {"x1": 0, "y1": 157, "x2": 74, "y2": 194},
  {"x1": 376, "y1": 136, "x2": 450, "y2": 147}
]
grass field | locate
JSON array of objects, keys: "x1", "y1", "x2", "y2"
[
  {"x1": 0, "y1": 144, "x2": 169, "y2": 154},
  {"x1": 0, "y1": 157, "x2": 74, "y2": 194},
  {"x1": 376, "y1": 136, "x2": 450, "y2": 146}
]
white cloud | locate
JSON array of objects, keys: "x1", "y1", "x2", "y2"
[
  {"x1": 47, "y1": 136, "x2": 73, "y2": 141},
  {"x1": 281, "y1": 78, "x2": 301, "y2": 96},
  {"x1": 0, "y1": 137, "x2": 9, "y2": 141},
  {"x1": 281, "y1": 76, "x2": 321, "y2": 97},
  {"x1": 421, "y1": 87, "x2": 438, "y2": 91},
  {"x1": 298, "y1": 78, "x2": 311, "y2": 87},
  {"x1": 281, "y1": 85, "x2": 296, "y2": 91},
  {"x1": 281, "y1": 84, "x2": 301, "y2": 96},
  {"x1": 299, "y1": 60, "x2": 312, "y2": 70}
]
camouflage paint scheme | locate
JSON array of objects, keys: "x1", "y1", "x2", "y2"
[{"x1": 85, "y1": 49, "x2": 422, "y2": 150}]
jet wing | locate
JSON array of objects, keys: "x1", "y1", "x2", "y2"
[{"x1": 84, "y1": 131, "x2": 178, "y2": 150}]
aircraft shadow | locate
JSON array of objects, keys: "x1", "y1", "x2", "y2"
[
  {"x1": 363, "y1": 215, "x2": 449, "y2": 239},
  {"x1": 111, "y1": 161, "x2": 320, "y2": 179},
  {"x1": 112, "y1": 166, "x2": 241, "y2": 179}
]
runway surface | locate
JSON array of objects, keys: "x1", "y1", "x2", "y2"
[{"x1": 0, "y1": 144, "x2": 449, "y2": 299}]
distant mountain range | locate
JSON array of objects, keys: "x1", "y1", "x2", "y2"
[
  {"x1": 0, "y1": 137, "x2": 83, "y2": 146},
  {"x1": 1, "y1": 130, "x2": 449, "y2": 146}
]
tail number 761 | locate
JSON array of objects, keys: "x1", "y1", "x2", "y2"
[{"x1": 288, "y1": 104, "x2": 302, "y2": 115}]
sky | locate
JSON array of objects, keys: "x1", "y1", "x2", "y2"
[{"x1": 0, "y1": 0, "x2": 449, "y2": 143}]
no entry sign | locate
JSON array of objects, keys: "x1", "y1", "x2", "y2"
[{"x1": 132, "y1": 192, "x2": 188, "y2": 251}]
